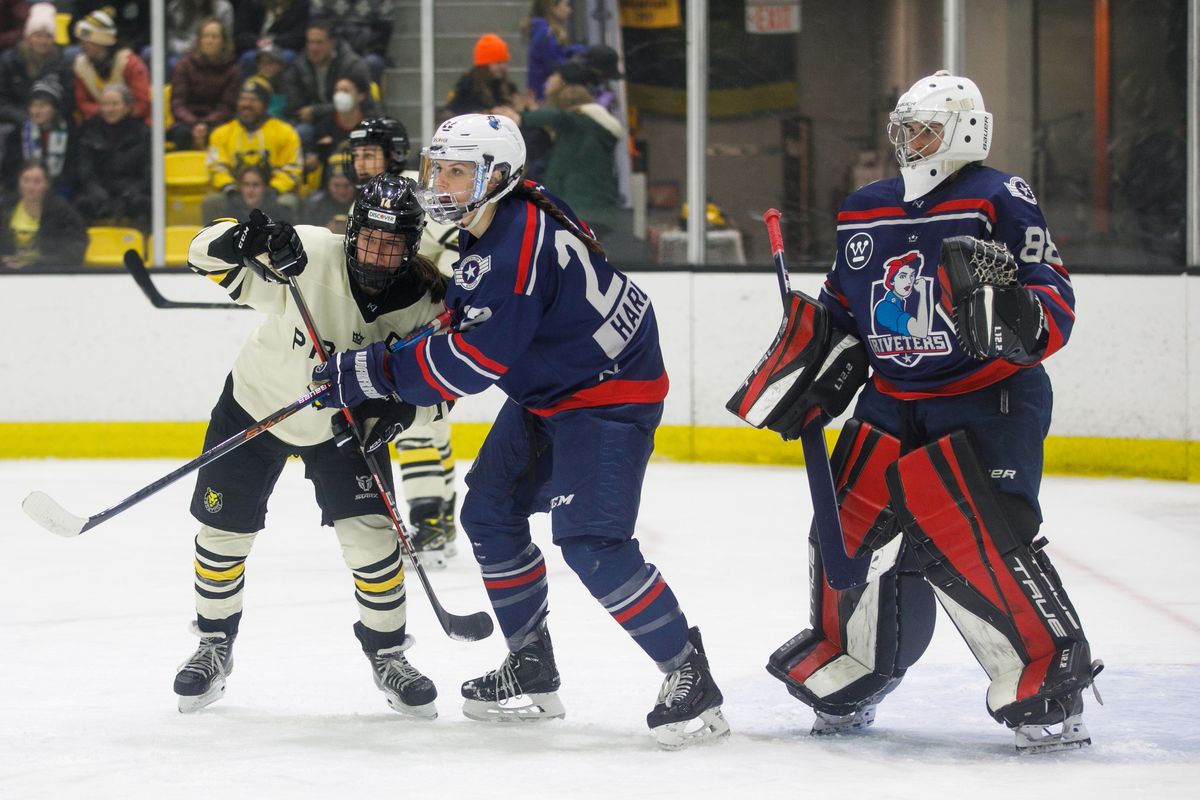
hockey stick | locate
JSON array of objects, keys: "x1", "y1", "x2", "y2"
[
  {"x1": 21, "y1": 309, "x2": 453, "y2": 538},
  {"x1": 763, "y1": 209, "x2": 871, "y2": 590},
  {"x1": 285, "y1": 269, "x2": 494, "y2": 643},
  {"x1": 124, "y1": 249, "x2": 247, "y2": 310}
]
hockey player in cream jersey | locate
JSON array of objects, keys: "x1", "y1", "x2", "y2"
[{"x1": 174, "y1": 174, "x2": 449, "y2": 717}]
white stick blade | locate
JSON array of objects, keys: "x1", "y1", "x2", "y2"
[{"x1": 22, "y1": 491, "x2": 87, "y2": 537}]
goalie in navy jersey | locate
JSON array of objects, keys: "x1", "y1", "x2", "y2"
[
  {"x1": 314, "y1": 113, "x2": 730, "y2": 750},
  {"x1": 746, "y1": 72, "x2": 1100, "y2": 753}
]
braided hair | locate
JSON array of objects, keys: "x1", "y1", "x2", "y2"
[{"x1": 512, "y1": 180, "x2": 605, "y2": 257}]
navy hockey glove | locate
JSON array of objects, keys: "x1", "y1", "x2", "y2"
[
  {"x1": 957, "y1": 285, "x2": 1047, "y2": 365},
  {"x1": 311, "y1": 343, "x2": 396, "y2": 408},
  {"x1": 331, "y1": 399, "x2": 452, "y2": 456}
]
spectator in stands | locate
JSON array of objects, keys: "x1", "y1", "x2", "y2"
[
  {"x1": 443, "y1": 33, "x2": 524, "y2": 118},
  {"x1": 0, "y1": 3, "x2": 75, "y2": 129},
  {"x1": 308, "y1": 74, "x2": 376, "y2": 171},
  {"x1": 301, "y1": 149, "x2": 354, "y2": 233},
  {"x1": 203, "y1": 76, "x2": 302, "y2": 220},
  {"x1": 523, "y1": 0, "x2": 582, "y2": 103},
  {"x1": 168, "y1": 17, "x2": 239, "y2": 151},
  {"x1": 74, "y1": 84, "x2": 151, "y2": 229},
  {"x1": 1, "y1": 78, "x2": 76, "y2": 197},
  {"x1": 250, "y1": 44, "x2": 288, "y2": 118},
  {"x1": 0, "y1": 3, "x2": 30, "y2": 52},
  {"x1": 282, "y1": 19, "x2": 370, "y2": 149},
  {"x1": 234, "y1": 0, "x2": 309, "y2": 70},
  {"x1": 71, "y1": 2, "x2": 151, "y2": 55},
  {"x1": 309, "y1": 0, "x2": 393, "y2": 83},
  {"x1": 0, "y1": 160, "x2": 88, "y2": 270},
  {"x1": 579, "y1": 44, "x2": 624, "y2": 113},
  {"x1": 211, "y1": 162, "x2": 290, "y2": 222},
  {"x1": 72, "y1": 7, "x2": 151, "y2": 123},
  {"x1": 164, "y1": 1, "x2": 234, "y2": 73},
  {"x1": 502, "y1": 62, "x2": 622, "y2": 236}
]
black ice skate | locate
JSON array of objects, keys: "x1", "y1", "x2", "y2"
[
  {"x1": 1013, "y1": 692, "x2": 1093, "y2": 754},
  {"x1": 811, "y1": 703, "x2": 878, "y2": 736},
  {"x1": 366, "y1": 635, "x2": 438, "y2": 719},
  {"x1": 173, "y1": 629, "x2": 235, "y2": 713},
  {"x1": 404, "y1": 499, "x2": 447, "y2": 569},
  {"x1": 441, "y1": 495, "x2": 458, "y2": 558},
  {"x1": 461, "y1": 617, "x2": 565, "y2": 721},
  {"x1": 647, "y1": 627, "x2": 731, "y2": 750}
]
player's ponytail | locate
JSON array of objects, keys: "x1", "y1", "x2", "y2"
[
  {"x1": 513, "y1": 181, "x2": 606, "y2": 257},
  {"x1": 409, "y1": 253, "x2": 448, "y2": 303}
]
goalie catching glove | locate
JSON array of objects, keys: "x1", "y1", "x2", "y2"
[
  {"x1": 938, "y1": 236, "x2": 1047, "y2": 365},
  {"x1": 330, "y1": 398, "x2": 453, "y2": 456},
  {"x1": 233, "y1": 208, "x2": 308, "y2": 284},
  {"x1": 726, "y1": 291, "x2": 869, "y2": 440}
]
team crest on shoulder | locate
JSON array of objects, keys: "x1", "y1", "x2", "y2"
[
  {"x1": 203, "y1": 488, "x2": 223, "y2": 514},
  {"x1": 1005, "y1": 177, "x2": 1038, "y2": 205},
  {"x1": 455, "y1": 254, "x2": 492, "y2": 290},
  {"x1": 845, "y1": 232, "x2": 874, "y2": 269}
]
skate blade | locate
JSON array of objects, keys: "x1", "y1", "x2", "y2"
[
  {"x1": 462, "y1": 692, "x2": 566, "y2": 722},
  {"x1": 177, "y1": 679, "x2": 226, "y2": 713},
  {"x1": 383, "y1": 693, "x2": 438, "y2": 720},
  {"x1": 652, "y1": 706, "x2": 731, "y2": 751},
  {"x1": 811, "y1": 705, "x2": 877, "y2": 736},
  {"x1": 1015, "y1": 719, "x2": 1092, "y2": 755}
]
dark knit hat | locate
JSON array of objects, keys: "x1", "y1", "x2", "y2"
[
  {"x1": 240, "y1": 76, "x2": 272, "y2": 106},
  {"x1": 30, "y1": 77, "x2": 64, "y2": 110},
  {"x1": 582, "y1": 45, "x2": 623, "y2": 81}
]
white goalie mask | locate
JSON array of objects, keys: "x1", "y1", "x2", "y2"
[
  {"x1": 416, "y1": 113, "x2": 526, "y2": 225},
  {"x1": 887, "y1": 70, "x2": 992, "y2": 201}
]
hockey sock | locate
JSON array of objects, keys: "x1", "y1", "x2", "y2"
[
  {"x1": 194, "y1": 525, "x2": 256, "y2": 635},
  {"x1": 479, "y1": 542, "x2": 550, "y2": 651},
  {"x1": 335, "y1": 515, "x2": 408, "y2": 640}
]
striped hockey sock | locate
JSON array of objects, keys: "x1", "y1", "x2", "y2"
[
  {"x1": 600, "y1": 563, "x2": 691, "y2": 672},
  {"x1": 479, "y1": 543, "x2": 549, "y2": 651}
]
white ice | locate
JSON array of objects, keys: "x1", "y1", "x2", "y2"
[{"x1": 2, "y1": 458, "x2": 1198, "y2": 798}]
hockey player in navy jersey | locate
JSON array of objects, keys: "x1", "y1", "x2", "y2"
[
  {"x1": 314, "y1": 113, "x2": 730, "y2": 750},
  {"x1": 739, "y1": 72, "x2": 1100, "y2": 753}
]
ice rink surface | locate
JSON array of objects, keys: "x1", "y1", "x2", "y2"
[{"x1": 2, "y1": 458, "x2": 1198, "y2": 799}]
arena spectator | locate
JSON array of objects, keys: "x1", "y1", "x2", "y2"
[
  {"x1": 0, "y1": 3, "x2": 75, "y2": 128},
  {"x1": 301, "y1": 149, "x2": 354, "y2": 233},
  {"x1": 0, "y1": 160, "x2": 88, "y2": 270},
  {"x1": 309, "y1": 0, "x2": 394, "y2": 83},
  {"x1": 1, "y1": 78, "x2": 76, "y2": 197},
  {"x1": 282, "y1": 19, "x2": 370, "y2": 148},
  {"x1": 0, "y1": 1, "x2": 29, "y2": 52},
  {"x1": 203, "y1": 76, "x2": 301, "y2": 219},
  {"x1": 443, "y1": 33, "x2": 524, "y2": 118},
  {"x1": 74, "y1": 84, "x2": 151, "y2": 229},
  {"x1": 523, "y1": 0, "x2": 582, "y2": 102},
  {"x1": 71, "y1": 2, "x2": 151, "y2": 55},
  {"x1": 72, "y1": 7, "x2": 151, "y2": 123},
  {"x1": 164, "y1": 1, "x2": 234, "y2": 72},
  {"x1": 308, "y1": 74, "x2": 377, "y2": 171},
  {"x1": 233, "y1": 0, "x2": 309, "y2": 65},
  {"x1": 210, "y1": 162, "x2": 291, "y2": 222},
  {"x1": 249, "y1": 45, "x2": 288, "y2": 118},
  {"x1": 168, "y1": 17, "x2": 239, "y2": 151}
]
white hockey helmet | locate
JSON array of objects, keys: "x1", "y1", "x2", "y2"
[
  {"x1": 416, "y1": 113, "x2": 526, "y2": 224},
  {"x1": 887, "y1": 70, "x2": 992, "y2": 201}
]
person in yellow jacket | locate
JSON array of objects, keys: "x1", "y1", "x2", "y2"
[{"x1": 203, "y1": 76, "x2": 302, "y2": 220}]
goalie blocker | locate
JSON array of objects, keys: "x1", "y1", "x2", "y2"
[{"x1": 726, "y1": 291, "x2": 868, "y2": 438}]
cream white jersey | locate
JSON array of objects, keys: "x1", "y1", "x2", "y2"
[{"x1": 188, "y1": 221, "x2": 445, "y2": 447}]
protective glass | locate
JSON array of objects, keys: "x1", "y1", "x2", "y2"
[{"x1": 416, "y1": 152, "x2": 491, "y2": 224}]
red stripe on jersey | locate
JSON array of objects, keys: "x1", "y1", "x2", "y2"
[
  {"x1": 513, "y1": 203, "x2": 538, "y2": 294},
  {"x1": 1029, "y1": 285, "x2": 1075, "y2": 320},
  {"x1": 484, "y1": 562, "x2": 546, "y2": 590},
  {"x1": 414, "y1": 339, "x2": 458, "y2": 401},
  {"x1": 837, "y1": 207, "x2": 906, "y2": 222},
  {"x1": 926, "y1": 198, "x2": 996, "y2": 223},
  {"x1": 451, "y1": 333, "x2": 509, "y2": 375},
  {"x1": 612, "y1": 577, "x2": 666, "y2": 624},
  {"x1": 823, "y1": 279, "x2": 851, "y2": 309},
  {"x1": 786, "y1": 639, "x2": 841, "y2": 684},
  {"x1": 526, "y1": 372, "x2": 670, "y2": 416},
  {"x1": 873, "y1": 360, "x2": 1020, "y2": 399}
]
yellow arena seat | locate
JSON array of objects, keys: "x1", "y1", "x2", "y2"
[
  {"x1": 55, "y1": 13, "x2": 70, "y2": 46},
  {"x1": 165, "y1": 150, "x2": 210, "y2": 194},
  {"x1": 147, "y1": 226, "x2": 203, "y2": 267},
  {"x1": 84, "y1": 227, "x2": 145, "y2": 268}
]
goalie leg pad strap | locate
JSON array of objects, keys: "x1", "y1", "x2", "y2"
[{"x1": 886, "y1": 430, "x2": 1093, "y2": 726}]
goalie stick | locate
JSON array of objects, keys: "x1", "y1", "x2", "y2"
[
  {"x1": 124, "y1": 249, "x2": 247, "y2": 310},
  {"x1": 21, "y1": 309, "x2": 453, "y2": 537},
  {"x1": 281, "y1": 263, "x2": 494, "y2": 643},
  {"x1": 763, "y1": 209, "x2": 871, "y2": 590}
]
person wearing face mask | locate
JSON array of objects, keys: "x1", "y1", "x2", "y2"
[
  {"x1": 74, "y1": 83, "x2": 150, "y2": 228},
  {"x1": 308, "y1": 74, "x2": 377, "y2": 174}
]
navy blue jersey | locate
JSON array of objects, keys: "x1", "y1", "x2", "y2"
[
  {"x1": 386, "y1": 184, "x2": 668, "y2": 413},
  {"x1": 821, "y1": 164, "x2": 1075, "y2": 399}
]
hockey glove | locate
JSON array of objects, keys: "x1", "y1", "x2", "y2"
[
  {"x1": 264, "y1": 220, "x2": 307, "y2": 280},
  {"x1": 311, "y1": 343, "x2": 396, "y2": 408},
  {"x1": 331, "y1": 399, "x2": 452, "y2": 456},
  {"x1": 957, "y1": 285, "x2": 1047, "y2": 365},
  {"x1": 766, "y1": 328, "x2": 869, "y2": 440},
  {"x1": 236, "y1": 210, "x2": 307, "y2": 283}
]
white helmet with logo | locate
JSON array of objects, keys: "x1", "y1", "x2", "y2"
[
  {"x1": 416, "y1": 113, "x2": 526, "y2": 224},
  {"x1": 887, "y1": 70, "x2": 992, "y2": 201}
]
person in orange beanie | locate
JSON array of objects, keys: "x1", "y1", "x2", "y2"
[{"x1": 443, "y1": 33, "x2": 525, "y2": 118}]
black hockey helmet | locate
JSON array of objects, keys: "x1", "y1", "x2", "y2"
[
  {"x1": 347, "y1": 117, "x2": 411, "y2": 186},
  {"x1": 344, "y1": 173, "x2": 426, "y2": 293}
]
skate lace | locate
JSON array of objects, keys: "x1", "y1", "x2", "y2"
[
  {"x1": 658, "y1": 664, "x2": 696, "y2": 708},
  {"x1": 484, "y1": 653, "x2": 523, "y2": 700},
  {"x1": 179, "y1": 638, "x2": 228, "y2": 679},
  {"x1": 377, "y1": 651, "x2": 423, "y2": 689}
]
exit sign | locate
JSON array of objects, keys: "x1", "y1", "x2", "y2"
[{"x1": 746, "y1": 0, "x2": 801, "y2": 34}]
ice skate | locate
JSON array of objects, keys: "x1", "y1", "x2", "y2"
[
  {"x1": 404, "y1": 500, "x2": 447, "y2": 570},
  {"x1": 811, "y1": 703, "x2": 878, "y2": 736},
  {"x1": 174, "y1": 629, "x2": 235, "y2": 713},
  {"x1": 366, "y1": 635, "x2": 438, "y2": 719},
  {"x1": 1014, "y1": 693, "x2": 1092, "y2": 754},
  {"x1": 441, "y1": 495, "x2": 458, "y2": 558},
  {"x1": 461, "y1": 617, "x2": 565, "y2": 721},
  {"x1": 647, "y1": 627, "x2": 731, "y2": 750}
]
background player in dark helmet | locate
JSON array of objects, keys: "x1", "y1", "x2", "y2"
[
  {"x1": 743, "y1": 72, "x2": 1099, "y2": 753},
  {"x1": 175, "y1": 173, "x2": 449, "y2": 718},
  {"x1": 346, "y1": 115, "x2": 463, "y2": 570},
  {"x1": 312, "y1": 113, "x2": 730, "y2": 750}
]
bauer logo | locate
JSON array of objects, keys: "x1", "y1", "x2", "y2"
[
  {"x1": 367, "y1": 209, "x2": 397, "y2": 225},
  {"x1": 203, "y1": 488, "x2": 223, "y2": 514},
  {"x1": 845, "y1": 232, "x2": 873, "y2": 269},
  {"x1": 455, "y1": 254, "x2": 491, "y2": 290},
  {"x1": 1005, "y1": 177, "x2": 1038, "y2": 205}
]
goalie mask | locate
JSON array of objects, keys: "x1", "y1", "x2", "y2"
[
  {"x1": 344, "y1": 173, "x2": 426, "y2": 293},
  {"x1": 347, "y1": 116, "x2": 411, "y2": 187},
  {"x1": 416, "y1": 113, "x2": 526, "y2": 225},
  {"x1": 887, "y1": 70, "x2": 992, "y2": 202}
]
